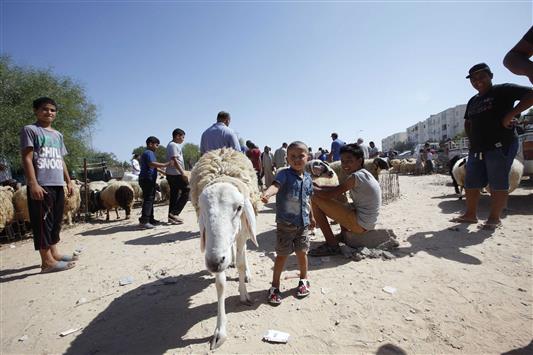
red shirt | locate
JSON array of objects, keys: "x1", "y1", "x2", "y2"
[{"x1": 247, "y1": 148, "x2": 261, "y2": 172}]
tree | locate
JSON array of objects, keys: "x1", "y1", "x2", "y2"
[
  {"x1": 182, "y1": 143, "x2": 200, "y2": 169},
  {"x1": 132, "y1": 145, "x2": 167, "y2": 162},
  {"x1": 0, "y1": 56, "x2": 97, "y2": 175}
]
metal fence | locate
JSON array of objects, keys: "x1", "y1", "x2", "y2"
[{"x1": 379, "y1": 171, "x2": 400, "y2": 205}]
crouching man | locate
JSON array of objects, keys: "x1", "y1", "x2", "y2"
[{"x1": 309, "y1": 143, "x2": 381, "y2": 257}]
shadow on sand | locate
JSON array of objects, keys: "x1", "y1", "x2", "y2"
[
  {"x1": 65, "y1": 270, "x2": 264, "y2": 354},
  {"x1": 125, "y1": 230, "x2": 198, "y2": 246},
  {"x1": 0, "y1": 264, "x2": 42, "y2": 283},
  {"x1": 396, "y1": 226, "x2": 495, "y2": 265}
]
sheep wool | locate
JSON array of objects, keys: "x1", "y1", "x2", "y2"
[
  {"x1": 0, "y1": 186, "x2": 15, "y2": 231},
  {"x1": 63, "y1": 184, "x2": 81, "y2": 225},
  {"x1": 99, "y1": 181, "x2": 134, "y2": 219},
  {"x1": 13, "y1": 186, "x2": 30, "y2": 222},
  {"x1": 190, "y1": 148, "x2": 260, "y2": 216}
]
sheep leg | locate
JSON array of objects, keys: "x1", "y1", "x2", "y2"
[
  {"x1": 236, "y1": 238, "x2": 252, "y2": 304},
  {"x1": 211, "y1": 271, "x2": 227, "y2": 350},
  {"x1": 229, "y1": 243, "x2": 236, "y2": 268},
  {"x1": 115, "y1": 208, "x2": 119, "y2": 219},
  {"x1": 106, "y1": 210, "x2": 110, "y2": 221},
  {"x1": 67, "y1": 212, "x2": 73, "y2": 226}
]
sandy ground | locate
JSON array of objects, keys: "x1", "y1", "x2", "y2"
[{"x1": 1, "y1": 174, "x2": 532, "y2": 355}]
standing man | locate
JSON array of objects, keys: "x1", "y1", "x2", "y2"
[
  {"x1": 130, "y1": 154, "x2": 141, "y2": 176},
  {"x1": 139, "y1": 136, "x2": 170, "y2": 229},
  {"x1": 368, "y1": 141, "x2": 379, "y2": 158},
  {"x1": 357, "y1": 138, "x2": 369, "y2": 159},
  {"x1": 200, "y1": 111, "x2": 241, "y2": 154},
  {"x1": 273, "y1": 142, "x2": 288, "y2": 169},
  {"x1": 166, "y1": 128, "x2": 189, "y2": 225},
  {"x1": 451, "y1": 63, "x2": 533, "y2": 230},
  {"x1": 328, "y1": 133, "x2": 345, "y2": 162}
]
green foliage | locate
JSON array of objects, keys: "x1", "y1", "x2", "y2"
[
  {"x1": 132, "y1": 143, "x2": 201, "y2": 170},
  {"x1": 0, "y1": 56, "x2": 97, "y2": 173},
  {"x1": 182, "y1": 143, "x2": 200, "y2": 169},
  {"x1": 132, "y1": 145, "x2": 167, "y2": 162}
]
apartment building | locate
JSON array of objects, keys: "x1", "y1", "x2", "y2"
[
  {"x1": 407, "y1": 104, "x2": 466, "y2": 144},
  {"x1": 381, "y1": 131, "x2": 408, "y2": 152}
]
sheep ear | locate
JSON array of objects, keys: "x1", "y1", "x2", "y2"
[
  {"x1": 243, "y1": 198, "x2": 258, "y2": 247},
  {"x1": 199, "y1": 212, "x2": 206, "y2": 253}
]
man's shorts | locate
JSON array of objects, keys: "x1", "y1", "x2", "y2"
[
  {"x1": 27, "y1": 186, "x2": 65, "y2": 250},
  {"x1": 275, "y1": 222, "x2": 310, "y2": 256},
  {"x1": 465, "y1": 144, "x2": 516, "y2": 191}
]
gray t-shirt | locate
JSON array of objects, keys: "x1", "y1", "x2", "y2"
[
  {"x1": 20, "y1": 123, "x2": 68, "y2": 186},
  {"x1": 349, "y1": 169, "x2": 381, "y2": 230},
  {"x1": 166, "y1": 141, "x2": 184, "y2": 176}
]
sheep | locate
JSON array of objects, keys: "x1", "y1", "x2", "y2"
[
  {"x1": 451, "y1": 157, "x2": 468, "y2": 199},
  {"x1": 190, "y1": 148, "x2": 259, "y2": 350},
  {"x1": 63, "y1": 184, "x2": 81, "y2": 225},
  {"x1": 91, "y1": 181, "x2": 134, "y2": 220},
  {"x1": 0, "y1": 186, "x2": 15, "y2": 231},
  {"x1": 448, "y1": 155, "x2": 464, "y2": 195},
  {"x1": 156, "y1": 177, "x2": 170, "y2": 202},
  {"x1": 13, "y1": 185, "x2": 81, "y2": 224},
  {"x1": 126, "y1": 181, "x2": 142, "y2": 202},
  {"x1": 389, "y1": 159, "x2": 401, "y2": 173},
  {"x1": 399, "y1": 159, "x2": 417, "y2": 174},
  {"x1": 329, "y1": 158, "x2": 388, "y2": 183},
  {"x1": 452, "y1": 157, "x2": 524, "y2": 199}
]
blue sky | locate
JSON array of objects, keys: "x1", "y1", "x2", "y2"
[{"x1": 2, "y1": 0, "x2": 532, "y2": 161}]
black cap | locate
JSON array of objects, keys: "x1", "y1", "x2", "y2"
[{"x1": 466, "y1": 63, "x2": 492, "y2": 78}]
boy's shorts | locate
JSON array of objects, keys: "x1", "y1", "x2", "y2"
[
  {"x1": 27, "y1": 186, "x2": 65, "y2": 250},
  {"x1": 275, "y1": 222, "x2": 310, "y2": 256},
  {"x1": 465, "y1": 145, "x2": 516, "y2": 191}
]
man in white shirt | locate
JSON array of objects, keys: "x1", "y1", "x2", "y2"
[
  {"x1": 131, "y1": 154, "x2": 141, "y2": 175},
  {"x1": 357, "y1": 138, "x2": 369, "y2": 159},
  {"x1": 166, "y1": 128, "x2": 189, "y2": 224}
]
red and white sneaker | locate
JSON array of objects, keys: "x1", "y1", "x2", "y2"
[
  {"x1": 296, "y1": 279, "x2": 310, "y2": 298},
  {"x1": 268, "y1": 287, "x2": 282, "y2": 305}
]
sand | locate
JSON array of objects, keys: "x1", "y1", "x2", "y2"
[{"x1": 1, "y1": 174, "x2": 532, "y2": 354}]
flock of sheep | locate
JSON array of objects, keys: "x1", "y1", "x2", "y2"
[{"x1": 0, "y1": 177, "x2": 173, "y2": 234}]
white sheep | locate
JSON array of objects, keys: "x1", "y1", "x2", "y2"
[
  {"x1": 452, "y1": 157, "x2": 524, "y2": 199},
  {"x1": 190, "y1": 148, "x2": 259, "y2": 350},
  {"x1": 0, "y1": 186, "x2": 15, "y2": 231}
]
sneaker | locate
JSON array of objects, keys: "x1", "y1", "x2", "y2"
[
  {"x1": 168, "y1": 214, "x2": 184, "y2": 224},
  {"x1": 149, "y1": 219, "x2": 161, "y2": 226},
  {"x1": 268, "y1": 287, "x2": 282, "y2": 305},
  {"x1": 296, "y1": 279, "x2": 310, "y2": 298},
  {"x1": 140, "y1": 223, "x2": 155, "y2": 229}
]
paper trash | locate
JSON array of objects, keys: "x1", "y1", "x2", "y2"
[
  {"x1": 263, "y1": 329, "x2": 290, "y2": 343},
  {"x1": 382, "y1": 286, "x2": 397, "y2": 295}
]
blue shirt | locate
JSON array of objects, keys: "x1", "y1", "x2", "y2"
[
  {"x1": 200, "y1": 122, "x2": 241, "y2": 154},
  {"x1": 139, "y1": 149, "x2": 157, "y2": 181},
  {"x1": 274, "y1": 168, "x2": 313, "y2": 227},
  {"x1": 331, "y1": 138, "x2": 346, "y2": 161}
]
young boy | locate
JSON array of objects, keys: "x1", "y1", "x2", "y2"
[
  {"x1": 308, "y1": 143, "x2": 381, "y2": 256},
  {"x1": 20, "y1": 97, "x2": 77, "y2": 273},
  {"x1": 166, "y1": 128, "x2": 189, "y2": 224},
  {"x1": 138, "y1": 136, "x2": 170, "y2": 229},
  {"x1": 261, "y1": 141, "x2": 315, "y2": 305}
]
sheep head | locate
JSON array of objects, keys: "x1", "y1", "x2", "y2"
[
  {"x1": 306, "y1": 159, "x2": 335, "y2": 178},
  {"x1": 199, "y1": 182, "x2": 257, "y2": 273}
]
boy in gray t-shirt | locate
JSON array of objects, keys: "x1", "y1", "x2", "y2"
[
  {"x1": 20, "y1": 97, "x2": 77, "y2": 273},
  {"x1": 309, "y1": 143, "x2": 381, "y2": 257},
  {"x1": 165, "y1": 128, "x2": 189, "y2": 224}
]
